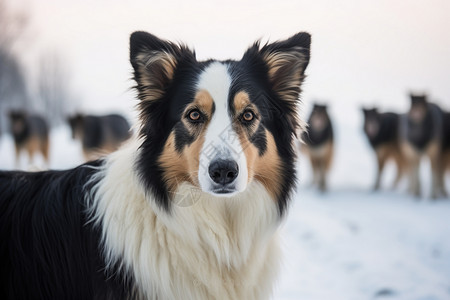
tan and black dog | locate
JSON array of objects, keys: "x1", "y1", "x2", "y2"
[
  {"x1": 9, "y1": 111, "x2": 49, "y2": 168},
  {"x1": 401, "y1": 94, "x2": 447, "y2": 198},
  {"x1": 362, "y1": 107, "x2": 406, "y2": 190},
  {"x1": 302, "y1": 104, "x2": 334, "y2": 192},
  {"x1": 441, "y1": 111, "x2": 450, "y2": 192},
  {"x1": 68, "y1": 113, "x2": 131, "y2": 161}
]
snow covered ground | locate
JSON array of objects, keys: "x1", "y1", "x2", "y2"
[
  {"x1": 277, "y1": 188, "x2": 450, "y2": 300},
  {"x1": 1, "y1": 125, "x2": 449, "y2": 300}
]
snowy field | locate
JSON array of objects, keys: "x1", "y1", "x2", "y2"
[{"x1": 1, "y1": 125, "x2": 449, "y2": 300}]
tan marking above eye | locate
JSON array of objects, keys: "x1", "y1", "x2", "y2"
[
  {"x1": 193, "y1": 90, "x2": 214, "y2": 115},
  {"x1": 234, "y1": 91, "x2": 251, "y2": 112},
  {"x1": 182, "y1": 90, "x2": 214, "y2": 124},
  {"x1": 233, "y1": 91, "x2": 261, "y2": 126}
]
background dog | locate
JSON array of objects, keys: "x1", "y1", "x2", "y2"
[
  {"x1": 68, "y1": 113, "x2": 131, "y2": 161},
  {"x1": 0, "y1": 31, "x2": 311, "y2": 299},
  {"x1": 442, "y1": 111, "x2": 450, "y2": 191},
  {"x1": 8, "y1": 111, "x2": 49, "y2": 168},
  {"x1": 362, "y1": 107, "x2": 406, "y2": 190},
  {"x1": 302, "y1": 104, "x2": 334, "y2": 192},
  {"x1": 401, "y1": 94, "x2": 447, "y2": 198}
]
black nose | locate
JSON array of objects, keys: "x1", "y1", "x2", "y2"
[{"x1": 208, "y1": 159, "x2": 239, "y2": 185}]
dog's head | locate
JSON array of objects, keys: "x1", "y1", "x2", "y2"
[
  {"x1": 362, "y1": 107, "x2": 380, "y2": 138},
  {"x1": 409, "y1": 93, "x2": 428, "y2": 123},
  {"x1": 130, "y1": 31, "x2": 310, "y2": 215},
  {"x1": 67, "y1": 114, "x2": 84, "y2": 140},
  {"x1": 9, "y1": 110, "x2": 27, "y2": 135},
  {"x1": 308, "y1": 103, "x2": 330, "y2": 132}
]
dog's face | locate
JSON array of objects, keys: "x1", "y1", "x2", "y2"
[
  {"x1": 309, "y1": 104, "x2": 329, "y2": 132},
  {"x1": 9, "y1": 111, "x2": 27, "y2": 135},
  {"x1": 130, "y1": 31, "x2": 310, "y2": 214},
  {"x1": 67, "y1": 114, "x2": 84, "y2": 139},
  {"x1": 362, "y1": 107, "x2": 380, "y2": 138},
  {"x1": 409, "y1": 94, "x2": 428, "y2": 123}
]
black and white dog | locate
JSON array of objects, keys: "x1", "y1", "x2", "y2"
[{"x1": 0, "y1": 31, "x2": 310, "y2": 299}]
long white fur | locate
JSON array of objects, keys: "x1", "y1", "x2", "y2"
[
  {"x1": 89, "y1": 133, "x2": 282, "y2": 300},
  {"x1": 197, "y1": 62, "x2": 249, "y2": 195}
]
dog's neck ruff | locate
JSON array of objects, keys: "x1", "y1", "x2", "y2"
[{"x1": 89, "y1": 138, "x2": 281, "y2": 300}]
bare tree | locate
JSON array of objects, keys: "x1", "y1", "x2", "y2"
[
  {"x1": 0, "y1": 0, "x2": 30, "y2": 134},
  {"x1": 0, "y1": 0, "x2": 28, "y2": 46},
  {"x1": 36, "y1": 51, "x2": 73, "y2": 126}
]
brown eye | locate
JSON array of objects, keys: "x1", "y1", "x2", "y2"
[
  {"x1": 242, "y1": 111, "x2": 254, "y2": 122},
  {"x1": 189, "y1": 110, "x2": 201, "y2": 121}
]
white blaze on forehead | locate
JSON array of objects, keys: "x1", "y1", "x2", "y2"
[
  {"x1": 197, "y1": 62, "x2": 248, "y2": 194},
  {"x1": 198, "y1": 62, "x2": 233, "y2": 155}
]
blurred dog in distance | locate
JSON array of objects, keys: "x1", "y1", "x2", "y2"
[
  {"x1": 401, "y1": 94, "x2": 447, "y2": 198},
  {"x1": 68, "y1": 113, "x2": 131, "y2": 161},
  {"x1": 362, "y1": 107, "x2": 406, "y2": 190},
  {"x1": 441, "y1": 111, "x2": 450, "y2": 191},
  {"x1": 302, "y1": 104, "x2": 334, "y2": 192},
  {"x1": 9, "y1": 111, "x2": 49, "y2": 169}
]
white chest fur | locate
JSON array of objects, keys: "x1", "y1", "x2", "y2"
[{"x1": 89, "y1": 141, "x2": 282, "y2": 300}]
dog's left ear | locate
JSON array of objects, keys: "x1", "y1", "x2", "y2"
[
  {"x1": 130, "y1": 31, "x2": 196, "y2": 102},
  {"x1": 259, "y1": 32, "x2": 311, "y2": 103}
]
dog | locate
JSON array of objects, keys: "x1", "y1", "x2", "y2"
[
  {"x1": 362, "y1": 107, "x2": 406, "y2": 190},
  {"x1": 68, "y1": 113, "x2": 131, "y2": 161},
  {"x1": 441, "y1": 111, "x2": 450, "y2": 190},
  {"x1": 0, "y1": 31, "x2": 311, "y2": 299},
  {"x1": 401, "y1": 94, "x2": 447, "y2": 198},
  {"x1": 301, "y1": 104, "x2": 333, "y2": 192},
  {"x1": 8, "y1": 111, "x2": 50, "y2": 168}
]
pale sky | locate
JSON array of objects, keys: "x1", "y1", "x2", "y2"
[{"x1": 9, "y1": 0, "x2": 450, "y2": 124}]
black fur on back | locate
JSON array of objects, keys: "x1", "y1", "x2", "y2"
[
  {"x1": 0, "y1": 160, "x2": 133, "y2": 299},
  {"x1": 68, "y1": 114, "x2": 131, "y2": 150}
]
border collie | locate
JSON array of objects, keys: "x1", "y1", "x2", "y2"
[
  {"x1": 301, "y1": 103, "x2": 334, "y2": 192},
  {"x1": 362, "y1": 107, "x2": 405, "y2": 190},
  {"x1": 68, "y1": 113, "x2": 131, "y2": 161},
  {"x1": 0, "y1": 31, "x2": 310, "y2": 299},
  {"x1": 8, "y1": 111, "x2": 50, "y2": 168}
]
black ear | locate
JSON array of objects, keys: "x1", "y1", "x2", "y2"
[
  {"x1": 258, "y1": 32, "x2": 311, "y2": 103},
  {"x1": 130, "y1": 31, "x2": 196, "y2": 102}
]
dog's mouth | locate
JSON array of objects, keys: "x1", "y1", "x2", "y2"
[
  {"x1": 208, "y1": 184, "x2": 239, "y2": 197},
  {"x1": 212, "y1": 187, "x2": 236, "y2": 194}
]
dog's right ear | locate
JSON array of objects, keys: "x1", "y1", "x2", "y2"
[{"x1": 130, "y1": 31, "x2": 196, "y2": 102}]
